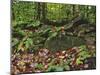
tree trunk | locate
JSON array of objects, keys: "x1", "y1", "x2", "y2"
[
  {"x1": 41, "y1": 3, "x2": 46, "y2": 20},
  {"x1": 37, "y1": 2, "x2": 41, "y2": 20}
]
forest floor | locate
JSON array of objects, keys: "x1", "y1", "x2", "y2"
[{"x1": 11, "y1": 46, "x2": 96, "y2": 75}]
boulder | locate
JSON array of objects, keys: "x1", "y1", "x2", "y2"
[{"x1": 44, "y1": 35, "x2": 85, "y2": 51}]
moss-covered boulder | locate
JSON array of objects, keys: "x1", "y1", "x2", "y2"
[{"x1": 44, "y1": 35, "x2": 85, "y2": 51}]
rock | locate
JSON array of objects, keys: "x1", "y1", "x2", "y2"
[{"x1": 44, "y1": 35, "x2": 85, "y2": 51}]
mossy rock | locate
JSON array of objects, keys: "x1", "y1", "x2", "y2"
[{"x1": 44, "y1": 35, "x2": 85, "y2": 51}]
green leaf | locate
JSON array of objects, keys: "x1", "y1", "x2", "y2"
[
  {"x1": 18, "y1": 30, "x2": 26, "y2": 36},
  {"x1": 24, "y1": 38, "x2": 33, "y2": 49},
  {"x1": 36, "y1": 63, "x2": 44, "y2": 69},
  {"x1": 28, "y1": 20, "x2": 41, "y2": 27},
  {"x1": 47, "y1": 32, "x2": 58, "y2": 41},
  {"x1": 63, "y1": 65, "x2": 70, "y2": 71},
  {"x1": 47, "y1": 66, "x2": 56, "y2": 72},
  {"x1": 12, "y1": 38, "x2": 19, "y2": 46},
  {"x1": 76, "y1": 57, "x2": 83, "y2": 65},
  {"x1": 55, "y1": 66, "x2": 64, "y2": 71},
  {"x1": 27, "y1": 38, "x2": 33, "y2": 45}
]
